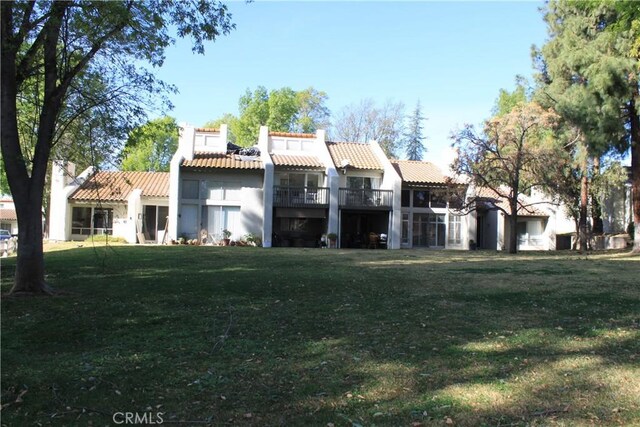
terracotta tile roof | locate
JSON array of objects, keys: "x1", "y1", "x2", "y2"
[
  {"x1": 69, "y1": 171, "x2": 169, "y2": 202},
  {"x1": 269, "y1": 131, "x2": 315, "y2": 138},
  {"x1": 0, "y1": 208, "x2": 17, "y2": 221},
  {"x1": 194, "y1": 127, "x2": 219, "y2": 133},
  {"x1": 476, "y1": 186, "x2": 549, "y2": 217},
  {"x1": 326, "y1": 141, "x2": 383, "y2": 170},
  {"x1": 271, "y1": 154, "x2": 324, "y2": 168},
  {"x1": 391, "y1": 160, "x2": 447, "y2": 184},
  {"x1": 182, "y1": 152, "x2": 263, "y2": 170}
]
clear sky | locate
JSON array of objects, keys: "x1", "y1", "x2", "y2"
[{"x1": 154, "y1": 1, "x2": 548, "y2": 170}]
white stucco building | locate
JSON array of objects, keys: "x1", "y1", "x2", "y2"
[{"x1": 49, "y1": 123, "x2": 608, "y2": 251}]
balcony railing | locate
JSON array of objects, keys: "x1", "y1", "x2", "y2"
[
  {"x1": 273, "y1": 186, "x2": 329, "y2": 208},
  {"x1": 339, "y1": 188, "x2": 393, "y2": 209}
]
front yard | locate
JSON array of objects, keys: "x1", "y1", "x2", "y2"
[{"x1": 1, "y1": 245, "x2": 639, "y2": 425}]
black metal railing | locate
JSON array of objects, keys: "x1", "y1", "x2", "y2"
[
  {"x1": 339, "y1": 188, "x2": 393, "y2": 209},
  {"x1": 273, "y1": 186, "x2": 329, "y2": 208}
]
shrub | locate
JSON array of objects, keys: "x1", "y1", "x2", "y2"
[{"x1": 85, "y1": 235, "x2": 127, "y2": 243}]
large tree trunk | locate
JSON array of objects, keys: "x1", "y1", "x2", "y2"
[
  {"x1": 579, "y1": 156, "x2": 589, "y2": 252},
  {"x1": 508, "y1": 199, "x2": 518, "y2": 254},
  {"x1": 591, "y1": 156, "x2": 603, "y2": 235},
  {"x1": 1, "y1": 2, "x2": 63, "y2": 294},
  {"x1": 630, "y1": 99, "x2": 640, "y2": 253},
  {"x1": 12, "y1": 197, "x2": 51, "y2": 294}
]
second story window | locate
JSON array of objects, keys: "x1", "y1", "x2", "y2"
[
  {"x1": 207, "y1": 181, "x2": 241, "y2": 201},
  {"x1": 347, "y1": 176, "x2": 374, "y2": 190},
  {"x1": 182, "y1": 179, "x2": 199, "y2": 199},
  {"x1": 401, "y1": 190, "x2": 410, "y2": 207},
  {"x1": 279, "y1": 173, "x2": 321, "y2": 188},
  {"x1": 413, "y1": 190, "x2": 430, "y2": 208}
]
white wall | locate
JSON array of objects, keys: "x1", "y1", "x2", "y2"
[
  {"x1": 49, "y1": 162, "x2": 93, "y2": 241},
  {"x1": 177, "y1": 169, "x2": 265, "y2": 241},
  {"x1": 369, "y1": 139, "x2": 403, "y2": 249}
]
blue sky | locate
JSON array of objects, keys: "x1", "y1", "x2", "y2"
[{"x1": 155, "y1": 1, "x2": 548, "y2": 168}]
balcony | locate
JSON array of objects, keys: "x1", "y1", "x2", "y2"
[
  {"x1": 273, "y1": 186, "x2": 329, "y2": 208},
  {"x1": 339, "y1": 188, "x2": 393, "y2": 209}
]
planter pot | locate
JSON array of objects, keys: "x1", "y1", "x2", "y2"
[{"x1": 223, "y1": 238, "x2": 230, "y2": 246}]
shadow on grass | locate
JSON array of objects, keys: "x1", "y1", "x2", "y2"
[{"x1": 1, "y1": 246, "x2": 638, "y2": 425}]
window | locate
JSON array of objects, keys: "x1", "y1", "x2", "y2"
[
  {"x1": 182, "y1": 179, "x2": 199, "y2": 199},
  {"x1": 93, "y1": 208, "x2": 113, "y2": 235},
  {"x1": 281, "y1": 218, "x2": 308, "y2": 232},
  {"x1": 448, "y1": 215, "x2": 462, "y2": 245},
  {"x1": 448, "y1": 191, "x2": 464, "y2": 209},
  {"x1": 207, "y1": 181, "x2": 241, "y2": 201},
  {"x1": 401, "y1": 190, "x2": 410, "y2": 207},
  {"x1": 72, "y1": 207, "x2": 92, "y2": 235},
  {"x1": 413, "y1": 190, "x2": 430, "y2": 208},
  {"x1": 517, "y1": 221, "x2": 527, "y2": 237},
  {"x1": 401, "y1": 213, "x2": 409, "y2": 244},
  {"x1": 430, "y1": 191, "x2": 447, "y2": 208},
  {"x1": 413, "y1": 213, "x2": 445, "y2": 247},
  {"x1": 278, "y1": 173, "x2": 320, "y2": 188},
  {"x1": 207, "y1": 206, "x2": 241, "y2": 239},
  {"x1": 72, "y1": 207, "x2": 112, "y2": 236},
  {"x1": 347, "y1": 176, "x2": 373, "y2": 189}
]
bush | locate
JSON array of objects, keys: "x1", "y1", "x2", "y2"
[
  {"x1": 84, "y1": 235, "x2": 127, "y2": 243},
  {"x1": 243, "y1": 233, "x2": 262, "y2": 247}
]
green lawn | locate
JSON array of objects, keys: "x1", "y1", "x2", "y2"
[{"x1": 1, "y1": 245, "x2": 639, "y2": 426}]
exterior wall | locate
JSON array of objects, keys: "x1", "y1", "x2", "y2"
[
  {"x1": 169, "y1": 124, "x2": 230, "y2": 241},
  {"x1": 68, "y1": 202, "x2": 126, "y2": 241},
  {"x1": 259, "y1": 126, "x2": 273, "y2": 247},
  {"x1": 124, "y1": 189, "x2": 143, "y2": 243},
  {"x1": 369, "y1": 139, "x2": 403, "y2": 249},
  {"x1": 265, "y1": 127, "x2": 341, "y2": 245},
  {"x1": 49, "y1": 162, "x2": 93, "y2": 241},
  {"x1": 602, "y1": 183, "x2": 632, "y2": 234},
  {"x1": 399, "y1": 186, "x2": 469, "y2": 250},
  {"x1": 177, "y1": 169, "x2": 264, "y2": 241},
  {"x1": 515, "y1": 217, "x2": 549, "y2": 251},
  {"x1": 50, "y1": 162, "x2": 169, "y2": 243}
]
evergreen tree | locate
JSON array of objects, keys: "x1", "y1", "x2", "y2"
[
  {"x1": 404, "y1": 101, "x2": 426, "y2": 161},
  {"x1": 532, "y1": 0, "x2": 639, "y2": 251}
]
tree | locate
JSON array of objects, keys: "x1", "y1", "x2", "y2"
[
  {"x1": 207, "y1": 86, "x2": 331, "y2": 146},
  {"x1": 533, "y1": 0, "x2": 639, "y2": 251},
  {"x1": 452, "y1": 102, "x2": 560, "y2": 254},
  {"x1": 493, "y1": 80, "x2": 527, "y2": 117},
  {"x1": 332, "y1": 99, "x2": 405, "y2": 158},
  {"x1": 295, "y1": 87, "x2": 331, "y2": 133},
  {"x1": 1, "y1": 1, "x2": 234, "y2": 294},
  {"x1": 203, "y1": 113, "x2": 239, "y2": 144},
  {"x1": 404, "y1": 101, "x2": 426, "y2": 161},
  {"x1": 121, "y1": 116, "x2": 178, "y2": 172}
]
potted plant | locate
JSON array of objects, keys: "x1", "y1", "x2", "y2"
[
  {"x1": 222, "y1": 229, "x2": 232, "y2": 246},
  {"x1": 327, "y1": 232, "x2": 338, "y2": 249}
]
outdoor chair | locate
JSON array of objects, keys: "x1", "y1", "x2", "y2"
[{"x1": 368, "y1": 232, "x2": 379, "y2": 249}]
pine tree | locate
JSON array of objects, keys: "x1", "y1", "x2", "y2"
[{"x1": 404, "y1": 102, "x2": 427, "y2": 161}]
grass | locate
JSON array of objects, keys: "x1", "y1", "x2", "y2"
[{"x1": 1, "y1": 244, "x2": 639, "y2": 426}]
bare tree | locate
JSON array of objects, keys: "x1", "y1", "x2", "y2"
[
  {"x1": 332, "y1": 99, "x2": 405, "y2": 158},
  {"x1": 451, "y1": 102, "x2": 560, "y2": 253}
]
